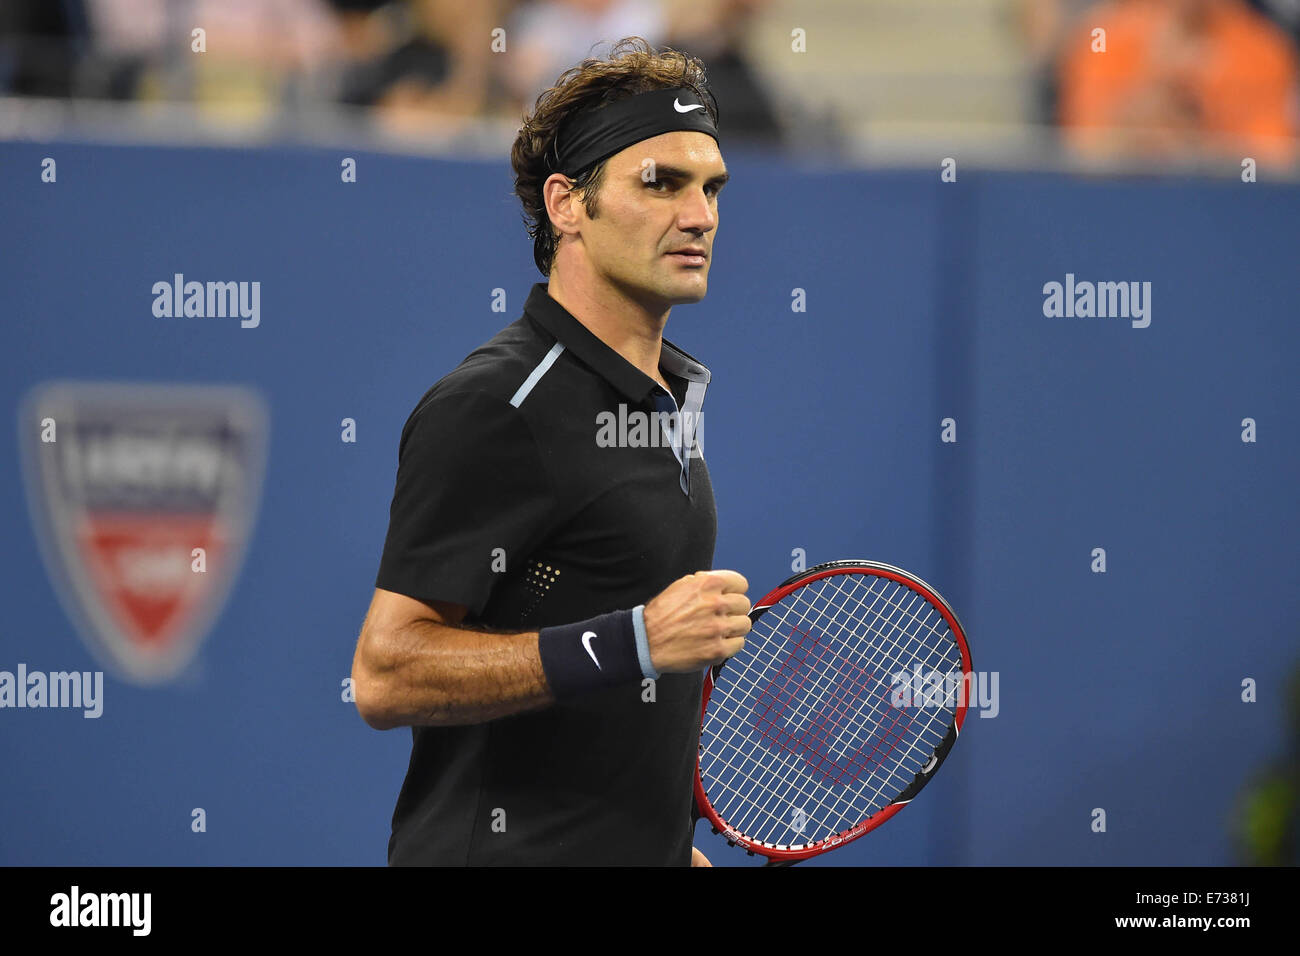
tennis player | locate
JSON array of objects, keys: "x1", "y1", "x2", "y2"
[{"x1": 352, "y1": 38, "x2": 751, "y2": 866}]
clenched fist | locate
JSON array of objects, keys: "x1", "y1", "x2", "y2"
[{"x1": 643, "y1": 570, "x2": 752, "y2": 673}]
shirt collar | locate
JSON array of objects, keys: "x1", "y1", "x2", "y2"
[{"x1": 523, "y1": 282, "x2": 711, "y2": 404}]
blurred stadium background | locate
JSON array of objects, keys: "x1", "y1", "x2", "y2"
[
  {"x1": 1, "y1": 0, "x2": 1297, "y2": 866},
  {"x1": 5, "y1": 0, "x2": 1300, "y2": 169}
]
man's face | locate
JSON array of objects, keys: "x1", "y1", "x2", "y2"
[{"x1": 576, "y1": 130, "x2": 728, "y2": 309}]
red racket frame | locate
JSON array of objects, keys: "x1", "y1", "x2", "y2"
[{"x1": 693, "y1": 560, "x2": 973, "y2": 864}]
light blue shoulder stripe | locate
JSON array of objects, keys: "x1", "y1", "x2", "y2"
[{"x1": 509, "y1": 342, "x2": 565, "y2": 408}]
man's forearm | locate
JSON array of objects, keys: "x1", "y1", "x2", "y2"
[{"x1": 355, "y1": 620, "x2": 554, "y2": 729}]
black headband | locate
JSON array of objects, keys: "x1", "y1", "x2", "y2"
[{"x1": 549, "y1": 87, "x2": 720, "y2": 177}]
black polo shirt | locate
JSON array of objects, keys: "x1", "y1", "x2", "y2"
[{"x1": 375, "y1": 282, "x2": 717, "y2": 866}]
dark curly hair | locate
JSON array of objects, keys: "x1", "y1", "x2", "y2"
[{"x1": 511, "y1": 36, "x2": 719, "y2": 277}]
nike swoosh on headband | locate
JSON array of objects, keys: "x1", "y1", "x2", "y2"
[{"x1": 673, "y1": 98, "x2": 705, "y2": 113}]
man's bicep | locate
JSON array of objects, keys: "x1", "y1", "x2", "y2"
[
  {"x1": 375, "y1": 389, "x2": 557, "y2": 617},
  {"x1": 365, "y1": 588, "x2": 467, "y2": 634}
]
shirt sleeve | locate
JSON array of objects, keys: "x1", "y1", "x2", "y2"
[{"x1": 375, "y1": 388, "x2": 557, "y2": 617}]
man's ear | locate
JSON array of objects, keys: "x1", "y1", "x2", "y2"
[{"x1": 543, "y1": 172, "x2": 581, "y2": 238}]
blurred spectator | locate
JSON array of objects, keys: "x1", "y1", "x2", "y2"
[
  {"x1": 1016, "y1": 0, "x2": 1096, "y2": 125},
  {"x1": 0, "y1": 0, "x2": 85, "y2": 98},
  {"x1": 663, "y1": 0, "x2": 784, "y2": 146},
  {"x1": 75, "y1": 0, "x2": 341, "y2": 116},
  {"x1": 333, "y1": 0, "x2": 497, "y2": 136},
  {"x1": 501, "y1": 0, "x2": 668, "y2": 113},
  {"x1": 1057, "y1": 0, "x2": 1300, "y2": 167},
  {"x1": 78, "y1": 0, "x2": 170, "y2": 100},
  {"x1": 329, "y1": 0, "x2": 405, "y2": 75},
  {"x1": 1246, "y1": 0, "x2": 1300, "y2": 49},
  {"x1": 184, "y1": 0, "x2": 341, "y2": 116}
]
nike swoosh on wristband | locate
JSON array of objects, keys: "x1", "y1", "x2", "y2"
[
  {"x1": 673, "y1": 98, "x2": 704, "y2": 113},
  {"x1": 581, "y1": 631, "x2": 601, "y2": 669}
]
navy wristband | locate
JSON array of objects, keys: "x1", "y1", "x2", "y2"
[{"x1": 538, "y1": 608, "x2": 649, "y2": 699}]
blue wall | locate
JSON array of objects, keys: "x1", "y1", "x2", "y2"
[{"x1": 0, "y1": 141, "x2": 1294, "y2": 865}]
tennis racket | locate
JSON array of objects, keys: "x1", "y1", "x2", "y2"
[{"x1": 694, "y1": 559, "x2": 973, "y2": 865}]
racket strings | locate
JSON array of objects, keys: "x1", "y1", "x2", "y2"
[
  {"x1": 721, "y1": 578, "x2": 953, "y2": 777},
  {"x1": 700, "y1": 571, "x2": 964, "y2": 848},
  {"x1": 750, "y1": 624, "x2": 912, "y2": 786},
  {"x1": 708, "y1": 578, "x2": 948, "y2": 842},
  {"x1": 707, "y1": 582, "x2": 951, "y2": 842},
  {"x1": 741, "y1": 577, "x2": 957, "y2": 839}
]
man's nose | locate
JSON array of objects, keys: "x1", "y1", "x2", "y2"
[{"x1": 678, "y1": 188, "x2": 716, "y2": 233}]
